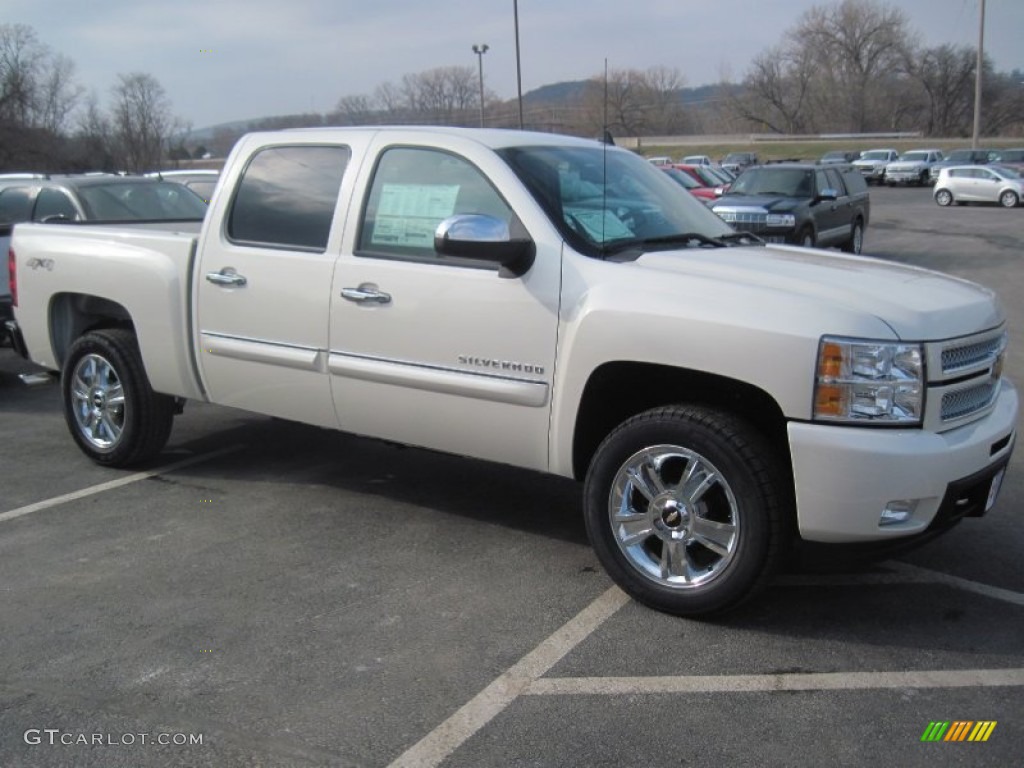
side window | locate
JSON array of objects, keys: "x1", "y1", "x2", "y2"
[
  {"x1": 0, "y1": 187, "x2": 35, "y2": 223},
  {"x1": 227, "y1": 145, "x2": 350, "y2": 251},
  {"x1": 33, "y1": 188, "x2": 80, "y2": 221},
  {"x1": 814, "y1": 170, "x2": 829, "y2": 195},
  {"x1": 357, "y1": 147, "x2": 513, "y2": 262},
  {"x1": 824, "y1": 168, "x2": 847, "y2": 195}
]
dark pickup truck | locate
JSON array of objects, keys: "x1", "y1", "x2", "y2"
[{"x1": 710, "y1": 163, "x2": 870, "y2": 253}]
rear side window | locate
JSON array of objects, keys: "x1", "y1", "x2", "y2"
[
  {"x1": 0, "y1": 187, "x2": 35, "y2": 223},
  {"x1": 228, "y1": 145, "x2": 350, "y2": 251},
  {"x1": 840, "y1": 169, "x2": 867, "y2": 195}
]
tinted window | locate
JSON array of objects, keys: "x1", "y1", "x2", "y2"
[
  {"x1": 358, "y1": 147, "x2": 514, "y2": 261},
  {"x1": 0, "y1": 187, "x2": 34, "y2": 223},
  {"x1": 730, "y1": 168, "x2": 815, "y2": 197},
  {"x1": 841, "y1": 169, "x2": 868, "y2": 194},
  {"x1": 34, "y1": 188, "x2": 80, "y2": 221},
  {"x1": 228, "y1": 145, "x2": 349, "y2": 251},
  {"x1": 824, "y1": 168, "x2": 846, "y2": 194}
]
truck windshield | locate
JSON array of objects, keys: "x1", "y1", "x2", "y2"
[{"x1": 498, "y1": 144, "x2": 735, "y2": 257}]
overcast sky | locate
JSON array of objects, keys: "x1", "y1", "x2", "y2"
[{"x1": 7, "y1": 0, "x2": 1023, "y2": 130}]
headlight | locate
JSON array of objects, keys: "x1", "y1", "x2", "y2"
[
  {"x1": 765, "y1": 213, "x2": 795, "y2": 227},
  {"x1": 814, "y1": 337, "x2": 924, "y2": 424}
]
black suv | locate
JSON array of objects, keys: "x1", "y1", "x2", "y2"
[{"x1": 710, "y1": 163, "x2": 870, "y2": 253}]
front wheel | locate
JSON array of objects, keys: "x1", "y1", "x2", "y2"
[
  {"x1": 62, "y1": 329, "x2": 175, "y2": 467},
  {"x1": 583, "y1": 406, "x2": 788, "y2": 616},
  {"x1": 1000, "y1": 190, "x2": 1019, "y2": 208},
  {"x1": 796, "y1": 227, "x2": 815, "y2": 248},
  {"x1": 935, "y1": 189, "x2": 953, "y2": 207}
]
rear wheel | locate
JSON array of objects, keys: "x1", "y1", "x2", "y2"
[
  {"x1": 63, "y1": 329, "x2": 175, "y2": 467},
  {"x1": 583, "y1": 406, "x2": 788, "y2": 616},
  {"x1": 935, "y1": 189, "x2": 953, "y2": 207},
  {"x1": 1000, "y1": 190, "x2": 1019, "y2": 208},
  {"x1": 841, "y1": 220, "x2": 864, "y2": 253}
]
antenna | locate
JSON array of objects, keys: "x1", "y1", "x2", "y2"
[{"x1": 601, "y1": 58, "x2": 608, "y2": 250}]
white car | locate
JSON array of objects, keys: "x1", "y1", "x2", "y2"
[
  {"x1": 681, "y1": 155, "x2": 713, "y2": 166},
  {"x1": 934, "y1": 165, "x2": 1023, "y2": 208}
]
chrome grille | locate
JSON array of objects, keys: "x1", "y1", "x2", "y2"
[
  {"x1": 941, "y1": 335, "x2": 1005, "y2": 374},
  {"x1": 715, "y1": 211, "x2": 768, "y2": 233},
  {"x1": 941, "y1": 381, "x2": 998, "y2": 421}
]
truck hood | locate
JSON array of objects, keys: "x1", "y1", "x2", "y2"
[
  {"x1": 852, "y1": 159, "x2": 885, "y2": 168},
  {"x1": 712, "y1": 195, "x2": 807, "y2": 213},
  {"x1": 632, "y1": 245, "x2": 1002, "y2": 340}
]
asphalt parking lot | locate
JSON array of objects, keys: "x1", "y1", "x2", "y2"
[{"x1": 1, "y1": 185, "x2": 1022, "y2": 767}]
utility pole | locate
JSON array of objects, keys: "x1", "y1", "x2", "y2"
[
  {"x1": 972, "y1": 0, "x2": 985, "y2": 148},
  {"x1": 514, "y1": 0, "x2": 524, "y2": 129},
  {"x1": 472, "y1": 44, "x2": 489, "y2": 128}
]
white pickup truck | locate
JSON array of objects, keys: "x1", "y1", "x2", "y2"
[{"x1": 7, "y1": 128, "x2": 1018, "y2": 616}]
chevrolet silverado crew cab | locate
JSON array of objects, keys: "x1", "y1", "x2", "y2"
[
  {"x1": 7, "y1": 127, "x2": 1018, "y2": 617},
  {"x1": 711, "y1": 163, "x2": 870, "y2": 253}
]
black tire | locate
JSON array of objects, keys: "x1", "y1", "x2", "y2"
[
  {"x1": 1000, "y1": 190, "x2": 1019, "y2": 208},
  {"x1": 796, "y1": 226, "x2": 815, "y2": 248},
  {"x1": 841, "y1": 219, "x2": 864, "y2": 254},
  {"x1": 934, "y1": 189, "x2": 953, "y2": 207},
  {"x1": 62, "y1": 329, "x2": 175, "y2": 467},
  {"x1": 583, "y1": 406, "x2": 788, "y2": 616}
]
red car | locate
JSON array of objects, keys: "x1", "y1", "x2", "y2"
[
  {"x1": 670, "y1": 164, "x2": 730, "y2": 197},
  {"x1": 660, "y1": 166, "x2": 717, "y2": 201}
]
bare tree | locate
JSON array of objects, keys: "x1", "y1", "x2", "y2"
[
  {"x1": 110, "y1": 72, "x2": 174, "y2": 171},
  {"x1": 794, "y1": 0, "x2": 911, "y2": 132},
  {"x1": 729, "y1": 44, "x2": 817, "y2": 134}
]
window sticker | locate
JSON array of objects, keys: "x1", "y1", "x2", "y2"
[
  {"x1": 371, "y1": 183, "x2": 460, "y2": 247},
  {"x1": 563, "y1": 206, "x2": 634, "y2": 241}
]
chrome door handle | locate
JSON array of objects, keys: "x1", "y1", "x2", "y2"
[
  {"x1": 206, "y1": 268, "x2": 247, "y2": 287},
  {"x1": 341, "y1": 286, "x2": 391, "y2": 304}
]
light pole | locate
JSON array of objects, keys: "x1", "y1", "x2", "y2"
[
  {"x1": 971, "y1": 0, "x2": 985, "y2": 149},
  {"x1": 513, "y1": 0, "x2": 523, "y2": 129},
  {"x1": 472, "y1": 43, "x2": 489, "y2": 128}
]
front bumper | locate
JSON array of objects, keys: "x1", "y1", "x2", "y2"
[
  {"x1": 788, "y1": 379, "x2": 1017, "y2": 543},
  {"x1": 855, "y1": 165, "x2": 886, "y2": 180}
]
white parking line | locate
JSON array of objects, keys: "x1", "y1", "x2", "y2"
[
  {"x1": 777, "y1": 564, "x2": 1024, "y2": 607},
  {"x1": 0, "y1": 446, "x2": 242, "y2": 524},
  {"x1": 387, "y1": 561, "x2": 1024, "y2": 766},
  {"x1": 887, "y1": 561, "x2": 1024, "y2": 607},
  {"x1": 386, "y1": 586, "x2": 631, "y2": 768},
  {"x1": 525, "y1": 668, "x2": 1024, "y2": 696}
]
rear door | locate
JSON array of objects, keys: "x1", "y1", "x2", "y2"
[{"x1": 195, "y1": 141, "x2": 354, "y2": 426}]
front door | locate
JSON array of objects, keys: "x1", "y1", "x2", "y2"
[{"x1": 327, "y1": 138, "x2": 560, "y2": 471}]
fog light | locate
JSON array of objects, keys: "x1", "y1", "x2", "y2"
[{"x1": 879, "y1": 500, "x2": 918, "y2": 526}]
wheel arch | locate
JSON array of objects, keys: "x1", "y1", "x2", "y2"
[
  {"x1": 49, "y1": 292, "x2": 133, "y2": 368},
  {"x1": 571, "y1": 361, "x2": 792, "y2": 483}
]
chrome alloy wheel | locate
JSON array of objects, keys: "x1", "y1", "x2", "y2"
[
  {"x1": 69, "y1": 353, "x2": 126, "y2": 451},
  {"x1": 609, "y1": 445, "x2": 740, "y2": 589}
]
